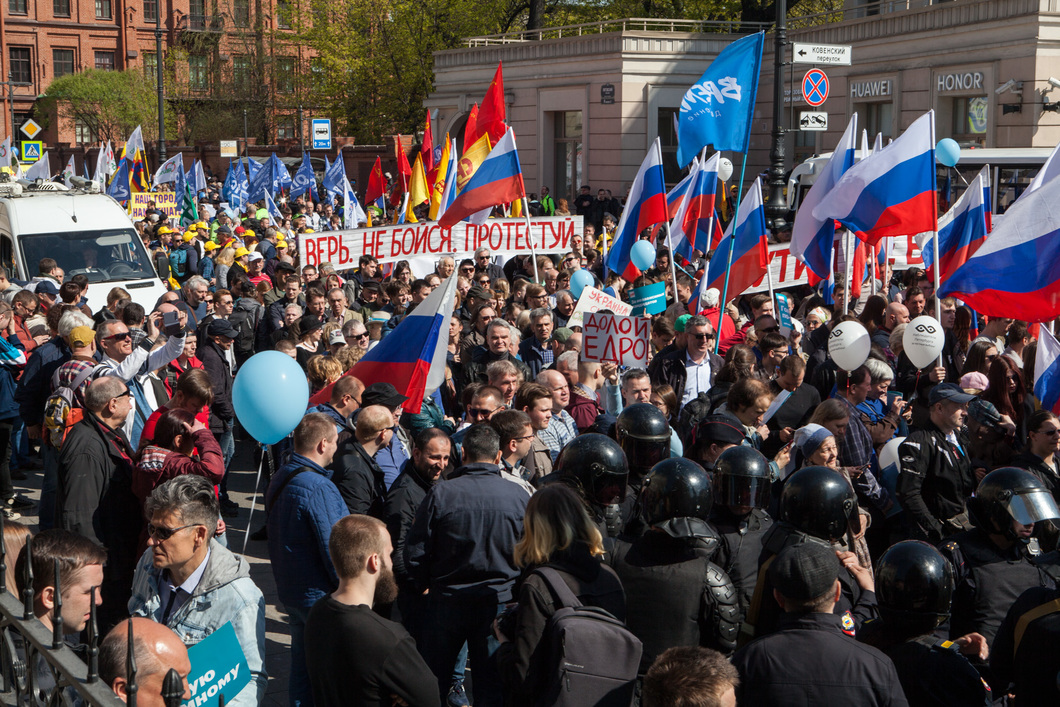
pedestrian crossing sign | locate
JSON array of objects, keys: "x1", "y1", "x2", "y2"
[{"x1": 20, "y1": 141, "x2": 42, "y2": 163}]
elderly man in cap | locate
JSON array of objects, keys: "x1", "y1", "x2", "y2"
[
  {"x1": 732, "y1": 543, "x2": 906, "y2": 705},
  {"x1": 199, "y1": 318, "x2": 239, "y2": 517}
]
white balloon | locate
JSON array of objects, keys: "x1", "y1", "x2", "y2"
[
  {"x1": 903, "y1": 315, "x2": 945, "y2": 369},
  {"x1": 827, "y1": 321, "x2": 871, "y2": 371},
  {"x1": 718, "y1": 158, "x2": 734, "y2": 182},
  {"x1": 879, "y1": 437, "x2": 906, "y2": 473}
]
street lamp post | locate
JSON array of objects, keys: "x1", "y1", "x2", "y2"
[
  {"x1": 155, "y1": 4, "x2": 167, "y2": 162},
  {"x1": 764, "y1": 0, "x2": 789, "y2": 236}
]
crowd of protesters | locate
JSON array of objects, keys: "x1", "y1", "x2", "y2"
[{"x1": 2, "y1": 172, "x2": 1060, "y2": 707}]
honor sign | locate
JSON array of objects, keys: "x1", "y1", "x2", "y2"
[{"x1": 937, "y1": 70, "x2": 984, "y2": 93}]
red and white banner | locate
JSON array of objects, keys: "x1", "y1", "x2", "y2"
[
  {"x1": 582, "y1": 313, "x2": 651, "y2": 368},
  {"x1": 568, "y1": 287, "x2": 633, "y2": 328},
  {"x1": 742, "y1": 233, "x2": 925, "y2": 294},
  {"x1": 297, "y1": 216, "x2": 582, "y2": 267}
]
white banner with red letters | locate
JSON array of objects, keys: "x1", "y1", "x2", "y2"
[{"x1": 582, "y1": 312, "x2": 651, "y2": 368}]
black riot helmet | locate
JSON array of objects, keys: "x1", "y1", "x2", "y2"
[
  {"x1": 553, "y1": 433, "x2": 629, "y2": 506},
  {"x1": 875, "y1": 541, "x2": 954, "y2": 634},
  {"x1": 970, "y1": 467, "x2": 1060, "y2": 542},
  {"x1": 640, "y1": 458, "x2": 713, "y2": 525},
  {"x1": 779, "y1": 466, "x2": 858, "y2": 542},
  {"x1": 713, "y1": 446, "x2": 772, "y2": 511},
  {"x1": 615, "y1": 403, "x2": 671, "y2": 480}
]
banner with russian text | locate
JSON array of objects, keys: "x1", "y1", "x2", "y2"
[
  {"x1": 583, "y1": 312, "x2": 651, "y2": 368},
  {"x1": 128, "y1": 191, "x2": 179, "y2": 220},
  {"x1": 297, "y1": 216, "x2": 582, "y2": 268}
]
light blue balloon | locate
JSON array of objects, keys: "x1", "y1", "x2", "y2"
[
  {"x1": 570, "y1": 269, "x2": 595, "y2": 298},
  {"x1": 232, "y1": 350, "x2": 310, "y2": 444},
  {"x1": 936, "y1": 138, "x2": 961, "y2": 167},
  {"x1": 631, "y1": 240, "x2": 657, "y2": 271}
]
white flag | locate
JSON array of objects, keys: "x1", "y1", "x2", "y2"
[
  {"x1": 124, "y1": 125, "x2": 144, "y2": 160},
  {"x1": 153, "y1": 153, "x2": 183, "y2": 187},
  {"x1": 23, "y1": 152, "x2": 51, "y2": 181},
  {"x1": 343, "y1": 176, "x2": 366, "y2": 229},
  {"x1": 63, "y1": 156, "x2": 76, "y2": 187}
]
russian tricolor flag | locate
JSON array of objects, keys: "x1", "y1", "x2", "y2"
[
  {"x1": 1011, "y1": 141, "x2": 1060, "y2": 211},
  {"x1": 791, "y1": 114, "x2": 858, "y2": 280},
  {"x1": 308, "y1": 275, "x2": 458, "y2": 412},
  {"x1": 920, "y1": 165, "x2": 990, "y2": 285},
  {"x1": 940, "y1": 170, "x2": 1060, "y2": 322},
  {"x1": 439, "y1": 128, "x2": 525, "y2": 229},
  {"x1": 606, "y1": 138, "x2": 668, "y2": 281},
  {"x1": 812, "y1": 111, "x2": 937, "y2": 247},
  {"x1": 1036, "y1": 327, "x2": 1060, "y2": 415},
  {"x1": 669, "y1": 153, "x2": 720, "y2": 261},
  {"x1": 699, "y1": 177, "x2": 769, "y2": 300}
]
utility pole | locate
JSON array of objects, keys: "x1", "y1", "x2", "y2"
[
  {"x1": 155, "y1": 2, "x2": 167, "y2": 162},
  {"x1": 298, "y1": 104, "x2": 304, "y2": 153},
  {"x1": 242, "y1": 108, "x2": 248, "y2": 157},
  {"x1": 764, "y1": 0, "x2": 789, "y2": 236}
]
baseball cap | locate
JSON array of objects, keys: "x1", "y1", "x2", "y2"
[
  {"x1": 205, "y1": 319, "x2": 239, "y2": 339},
  {"x1": 928, "y1": 382, "x2": 976, "y2": 406},
  {"x1": 361, "y1": 382, "x2": 409, "y2": 409},
  {"x1": 968, "y1": 397, "x2": 1003, "y2": 430},
  {"x1": 235, "y1": 247, "x2": 250, "y2": 258},
  {"x1": 467, "y1": 285, "x2": 491, "y2": 301},
  {"x1": 35, "y1": 280, "x2": 60, "y2": 296},
  {"x1": 693, "y1": 414, "x2": 746, "y2": 447},
  {"x1": 674, "y1": 314, "x2": 692, "y2": 333},
  {"x1": 196, "y1": 221, "x2": 208, "y2": 230},
  {"x1": 67, "y1": 325, "x2": 95, "y2": 348},
  {"x1": 216, "y1": 225, "x2": 232, "y2": 235},
  {"x1": 183, "y1": 232, "x2": 195, "y2": 242},
  {"x1": 203, "y1": 241, "x2": 219, "y2": 252},
  {"x1": 327, "y1": 329, "x2": 345, "y2": 346},
  {"x1": 551, "y1": 327, "x2": 574, "y2": 344},
  {"x1": 247, "y1": 252, "x2": 264, "y2": 262},
  {"x1": 157, "y1": 225, "x2": 173, "y2": 235},
  {"x1": 186, "y1": 223, "x2": 199, "y2": 232},
  {"x1": 768, "y1": 542, "x2": 841, "y2": 601},
  {"x1": 960, "y1": 371, "x2": 989, "y2": 392}
]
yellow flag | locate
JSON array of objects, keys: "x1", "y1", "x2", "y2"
[
  {"x1": 405, "y1": 153, "x2": 429, "y2": 223},
  {"x1": 456, "y1": 134, "x2": 491, "y2": 192},
  {"x1": 511, "y1": 199, "x2": 522, "y2": 218},
  {"x1": 429, "y1": 135, "x2": 452, "y2": 220}
]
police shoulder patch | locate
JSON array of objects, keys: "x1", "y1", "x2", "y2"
[{"x1": 840, "y1": 611, "x2": 855, "y2": 636}]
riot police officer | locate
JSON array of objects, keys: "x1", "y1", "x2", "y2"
[
  {"x1": 544, "y1": 433, "x2": 630, "y2": 538},
  {"x1": 609, "y1": 458, "x2": 740, "y2": 672},
  {"x1": 615, "y1": 403, "x2": 671, "y2": 484},
  {"x1": 709, "y1": 446, "x2": 775, "y2": 622},
  {"x1": 939, "y1": 467, "x2": 1059, "y2": 679},
  {"x1": 745, "y1": 466, "x2": 877, "y2": 641},
  {"x1": 859, "y1": 541, "x2": 991, "y2": 706}
]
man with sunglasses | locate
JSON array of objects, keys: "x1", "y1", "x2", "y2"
[
  {"x1": 474, "y1": 248, "x2": 504, "y2": 281},
  {"x1": 57, "y1": 375, "x2": 143, "y2": 629},
  {"x1": 129, "y1": 475, "x2": 266, "y2": 707},
  {"x1": 648, "y1": 314, "x2": 723, "y2": 415}
]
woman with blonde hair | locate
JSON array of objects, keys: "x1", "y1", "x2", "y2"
[
  {"x1": 496, "y1": 484, "x2": 626, "y2": 706},
  {"x1": 214, "y1": 247, "x2": 236, "y2": 290}
]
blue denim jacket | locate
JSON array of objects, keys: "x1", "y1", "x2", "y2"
[{"x1": 128, "y1": 540, "x2": 267, "y2": 707}]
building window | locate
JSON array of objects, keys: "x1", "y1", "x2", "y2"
[
  {"x1": 553, "y1": 111, "x2": 582, "y2": 203},
  {"x1": 276, "y1": 116, "x2": 296, "y2": 140},
  {"x1": 9, "y1": 48, "x2": 31, "y2": 84},
  {"x1": 8, "y1": 0, "x2": 26, "y2": 14},
  {"x1": 277, "y1": 0, "x2": 291, "y2": 28},
  {"x1": 53, "y1": 0, "x2": 70, "y2": 17},
  {"x1": 94, "y1": 51, "x2": 116, "y2": 71},
  {"x1": 233, "y1": 0, "x2": 249, "y2": 26},
  {"x1": 862, "y1": 102, "x2": 894, "y2": 141},
  {"x1": 232, "y1": 55, "x2": 251, "y2": 90},
  {"x1": 310, "y1": 57, "x2": 324, "y2": 91},
  {"x1": 74, "y1": 119, "x2": 97, "y2": 144},
  {"x1": 951, "y1": 96, "x2": 988, "y2": 148},
  {"x1": 275, "y1": 57, "x2": 294, "y2": 94},
  {"x1": 657, "y1": 107, "x2": 680, "y2": 185},
  {"x1": 189, "y1": 55, "x2": 208, "y2": 91},
  {"x1": 143, "y1": 0, "x2": 156, "y2": 22},
  {"x1": 53, "y1": 49, "x2": 75, "y2": 78},
  {"x1": 95, "y1": 0, "x2": 111, "y2": 19},
  {"x1": 143, "y1": 52, "x2": 158, "y2": 86}
]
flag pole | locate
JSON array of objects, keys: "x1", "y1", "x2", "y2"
[
  {"x1": 665, "y1": 222, "x2": 679, "y2": 303},
  {"x1": 521, "y1": 196, "x2": 540, "y2": 283},
  {"x1": 929, "y1": 113, "x2": 945, "y2": 370},
  {"x1": 715, "y1": 150, "x2": 750, "y2": 355},
  {"x1": 844, "y1": 228, "x2": 854, "y2": 315}
]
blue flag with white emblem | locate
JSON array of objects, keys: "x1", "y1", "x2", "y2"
[
  {"x1": 107, "y1": 158, "x2": 130, "y2": 201},
  {"x1": 291, "y1": 152, "x2": 316, "y2": 201},
  {"x1": 676, "y1": 32, "x2": 764, "y2": 166},
  {"x1": 322, "y1": 152, "x2": 345, "y2": 201},
  {"x1": 246, "y1": 156, "x2": 271, "y2": 203}
]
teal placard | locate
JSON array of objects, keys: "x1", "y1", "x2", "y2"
[
  {"x1": 628, "y1": 281, "x2": 667, "y2": 316},
  {"x1": 182, "y1": 622, "x2": 251, "y2": 707}
]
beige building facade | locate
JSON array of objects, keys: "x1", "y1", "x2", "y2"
[{"x1": 427, "y1": 0, "x2": 1060, "y2": 203}]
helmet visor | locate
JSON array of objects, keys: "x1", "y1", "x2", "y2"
[
  {"x1": 1007, "y1": 489, "x2": 1060, "y2": 526},
  {"x1": 592, "y1": 473, "x2": 627, "y2": 506},
  {"x1": 624, "y1": 440, "x2": 670, "y2": 476},
  {"x1": 716, "y1": 474, "x2": 771, "y2": 510}
]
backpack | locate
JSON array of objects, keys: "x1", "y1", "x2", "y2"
[
  {"x1": 533, "y1": 567, "x2": 641, "y2": 707},
  {"x1": 152, "y1": 248, "x2": 172, "y2": 280},
  {"x1": 169, "y1": 247, "x2": 189, "y2": 279},
  {"x1": 228, "y1": 306, "x2": 257, "y2": 358},
  {"x1": 43, "y1": 364, "x2": 99, "y2": 448}
]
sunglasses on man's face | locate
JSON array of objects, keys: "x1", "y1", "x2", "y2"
[{"x1": 105, "y1": 331, "x2": 132, "y2": 342}]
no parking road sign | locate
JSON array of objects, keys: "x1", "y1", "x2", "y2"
[{"x1": 802, "y1": 69, "x2": 830, "y2": 107}]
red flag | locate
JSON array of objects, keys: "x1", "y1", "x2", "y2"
[
  {"x1": 366, "y1": 157, "x2": 386, "y2": 204},
  {"x1": 850, "y1": 241, "x2": 867, "y2": 299},
  {"x1": 463, "y1": 104, "x2": 479, "y2": 153},
  {"x1": 421, "y1": 111, "x2": 435, "y2": 174},
  {"x1": 477, "y1": 63, "x2": 508, "y2": 146},
  {"x1": 391, "y1": 145, "x2": 412, "y2": 207}
]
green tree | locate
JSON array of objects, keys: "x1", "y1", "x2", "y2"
[{"x1": 37, "y1": 69, "x2": 160, "y2": 144}]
